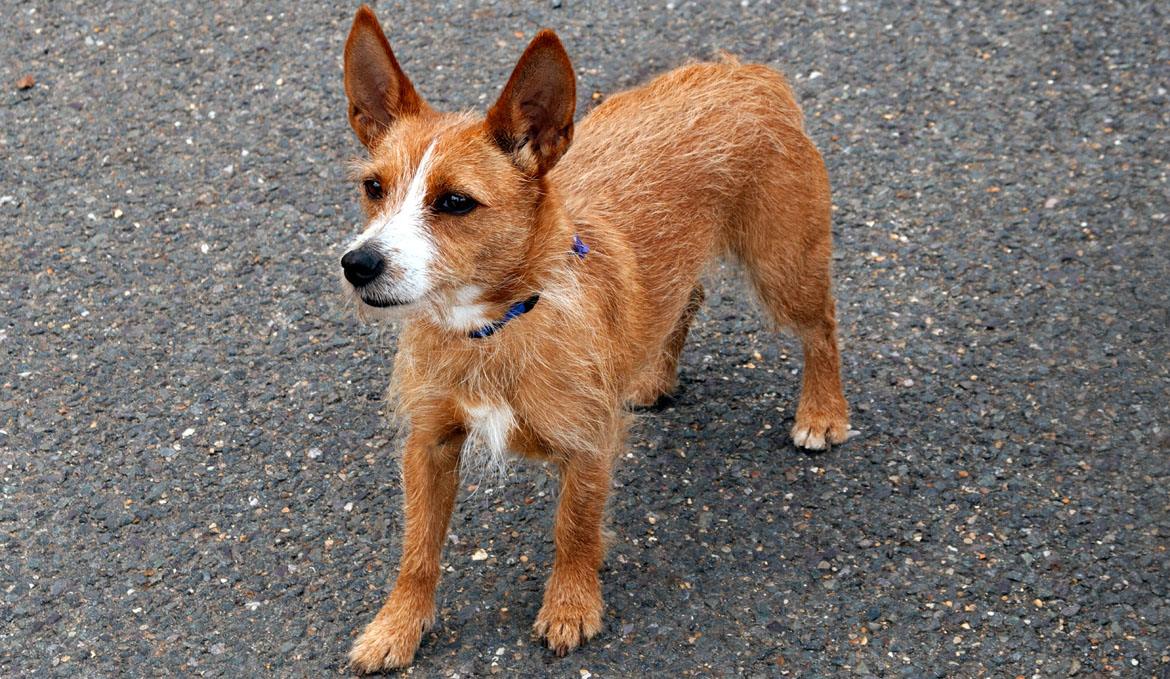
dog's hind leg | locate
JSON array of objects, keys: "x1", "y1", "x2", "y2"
[
  {"x1": 746, "y1": 257, "x2": 849, "y2": 450},
  {"x1": 786, "y1": 297, "x2": 850, "y2": 450},
  {"x1": 729, "y1": 136, "x2": 849, "y2": 450},
  {"x1": 627, "y1": 283, "x2": 705, "y2": 408}
]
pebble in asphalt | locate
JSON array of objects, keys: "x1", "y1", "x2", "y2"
[{"x1": 1, "y1": 1, "x2": 1168, "y2": 676}]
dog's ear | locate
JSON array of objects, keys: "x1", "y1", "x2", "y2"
[
  {"x1": 486, "y1": 30, "x2": 576, "y2": 177},
  {"x1": 343, "y1": 5, "x2": 426, "y2": 148}
]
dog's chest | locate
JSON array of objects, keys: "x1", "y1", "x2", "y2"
[{"x1": 462, "y1": 402, "x2": 515, "y2": 455}]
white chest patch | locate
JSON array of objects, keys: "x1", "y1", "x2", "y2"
[{"x1": 461, "y1": 402, "x2": 515, "y2": 483}]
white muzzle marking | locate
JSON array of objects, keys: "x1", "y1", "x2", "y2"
[{"x1": 348, "y1": 141, "x2": 438, "y2": 304}]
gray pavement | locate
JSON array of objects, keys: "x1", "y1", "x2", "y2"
[{"x1": 1, "y1": 1, "x2": 1168, "y2": 676}]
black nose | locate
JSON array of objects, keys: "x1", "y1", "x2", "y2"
[{"x1": 341, "y1": 248, "x2": 385, "y2": 287}]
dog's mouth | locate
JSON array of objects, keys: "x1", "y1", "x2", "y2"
[{"x1": 360, "y1": 294, "x2": 415, "y2": 308}]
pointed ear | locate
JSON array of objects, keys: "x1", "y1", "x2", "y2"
[
  {"x1": 343, "y1": 5, "x2": 426, "y2": 148},
  {"x1": 486, "y1": 30, "x2": 576, "y2": 176}
]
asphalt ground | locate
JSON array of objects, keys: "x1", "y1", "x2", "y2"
[{"x1": 2, "y1": 1, "x2": 1168, "y2": 676}]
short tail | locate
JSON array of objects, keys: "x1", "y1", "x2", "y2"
[{"x1": 714, "y1": 49, "x2": 742, "y2": 66}]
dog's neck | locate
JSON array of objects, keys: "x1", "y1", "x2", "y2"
[{"x1": 492, "y1": 178, "x2": 572, "y2": 305}]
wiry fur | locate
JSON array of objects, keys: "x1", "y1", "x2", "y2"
[{"x1": 337, "y1": 6, "x2": 849, "y2": 672}]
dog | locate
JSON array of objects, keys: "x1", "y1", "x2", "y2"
[{"x1": 335, "y1": 5, "x2": 850, "y2": 671}]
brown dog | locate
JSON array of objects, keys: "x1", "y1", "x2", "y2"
[{"x1": 336, "y1": 5, "x2": 850, "y2": 671}]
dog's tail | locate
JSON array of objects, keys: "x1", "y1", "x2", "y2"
[{"x1": 714, "y1": 49, "x2": 742, "y2": 66}]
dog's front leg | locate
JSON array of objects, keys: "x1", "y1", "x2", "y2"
[
  {"x1": 534, "y1": 452, "x2": 611, "y2": 655},
  {"x1": 350, "y1": 429, "x2": 462, "y2": 673}
]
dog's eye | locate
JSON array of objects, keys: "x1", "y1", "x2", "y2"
[
  {"x1": 433, "y1": 192, "x2": 478, "y2": 215},
  {"x1": 362, "y1": 178, "x2": 383, "y2": 201}
]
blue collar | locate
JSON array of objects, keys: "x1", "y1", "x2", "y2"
[
  {"x1": 467, "y1": 234, "x2": 589, "y2": 340},
  {"x1": 468, "y1": 294, "x2": 541, "y2": 339}
]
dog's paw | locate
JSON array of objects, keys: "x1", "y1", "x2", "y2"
[
  {"x1": 791, "y1": 413, "x2": 851, "y2": 451},
  {"x1": 533, "y1": 592, "x2": 603, "y2": 657},
  {"x1": 348, "y1": 610, "x2": 429, "y2": 674}
]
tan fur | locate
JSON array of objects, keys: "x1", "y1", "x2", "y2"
[{"x1": 338, "y1": 6, "x2": 849, "y2": 672}]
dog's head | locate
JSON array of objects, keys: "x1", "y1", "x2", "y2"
[{"x1": 338, "y1": 5, "x2": 575, "y2": 329}]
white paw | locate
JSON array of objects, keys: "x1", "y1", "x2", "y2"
[
  {"x1": 790, "y1": 419, "x2": 853, "y2": 450},
  {"x1": 792, "y1": 425, "x2": 827, "y2": 450}
]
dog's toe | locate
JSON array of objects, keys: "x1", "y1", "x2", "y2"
[
  {"x1": 791, "y1": 415, "x2": 850, "y2": 451},
  {"x1": 534, "y1": 598, "x2": 602, "y2": 657},
  {"x1": 349, "y1": 617, "x2": 425, "y2": 673},
  {"x1": 792, "y1": 425, "x2": 827, "y2": 450}
]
